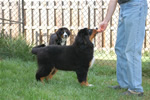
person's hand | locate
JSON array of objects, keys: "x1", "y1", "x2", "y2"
[{"x1": 97, "y1": 21, "x2": 108, "y2": 32}]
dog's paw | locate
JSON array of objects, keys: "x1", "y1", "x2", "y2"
[{"x1": 88, "y1": 84, "x2": 94, "y2": 87}]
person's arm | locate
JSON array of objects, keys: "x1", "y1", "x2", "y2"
[{"x1": 98, "y1": 0, "x2": 118, "y2": 32}]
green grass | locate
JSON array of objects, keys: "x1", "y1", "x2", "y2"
[
  {"x1": 94, "y1": 50, "x2": 150, "y2": 77},
  {"x1": 1, "y1": 58, "x2": 150, "y2": 100},
  {"x1": 94, "y1": 49, "x2": 150, "y2": 62}
]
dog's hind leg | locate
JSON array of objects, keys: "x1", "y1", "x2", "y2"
[
  {"x1": 46, "y1": 68, "x2": 58, "y2": 80},
  {"x1": 50, "y1": 68, "x2": 58, "y2": 79},
  {"x1": 40, "y1": 77, "x2": 45, "y2": 83},
  {"x1": 36, "y1": 65, "x2": 52, "y2": 83}
]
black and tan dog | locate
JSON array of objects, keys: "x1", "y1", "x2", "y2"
[
  {"x1": 49, "y1": 27, "x2": 71, "y2": 46},
  {"x1": 32, "y1": 28, "x2": 98, "y2": 86}
]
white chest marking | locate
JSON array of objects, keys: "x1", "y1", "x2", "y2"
[{"x1": 61, "y1": 38, "x2": 67, "y2": 45}]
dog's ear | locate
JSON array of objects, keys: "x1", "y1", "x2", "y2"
[
  {"x1": 75, "y1": 28, "x2": 92, "y2": 49},
  {"x1": 78, "y1": 28, "x2": 89, "y2": 37},
  {"x1": 56, "y1": 28, "x2": 62, "y2": 39}
]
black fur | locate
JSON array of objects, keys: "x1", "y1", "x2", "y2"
[{"x1": 32, "y1": 28, "x2": 93, "y2": 84}]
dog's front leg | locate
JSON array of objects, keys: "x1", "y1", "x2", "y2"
[{"x1": 76, "y1": 70, "x2": 93, "y2": 87}]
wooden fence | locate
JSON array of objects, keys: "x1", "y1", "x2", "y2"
[
  {"x1": 0, "y1": 0, "x2": 22, "y2": 38},
  {"x1": 23, "y1": 0, "x2": 107, "y2": 47},
  {"x1": 0, "y1": 0, "x2": 150, "y2": 51}
]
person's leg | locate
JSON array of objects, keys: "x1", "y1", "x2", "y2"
[
  {"x1": 115, "y1": 6, "x2": 128, "y2": 89},
  {"x1": 124, "y1": 1, "x2": 148, "y2": 93}
]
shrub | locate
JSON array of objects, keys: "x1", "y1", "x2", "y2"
[{"x1": 0, "y1": 32, "x2": 34, "y2": 61}]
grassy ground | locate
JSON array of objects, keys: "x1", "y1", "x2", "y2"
[{"x1": 0, "y1": 58, "x2": 150, "y2": 100}]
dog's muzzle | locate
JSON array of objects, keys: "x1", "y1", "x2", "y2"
[
  {"x1": 64, "y1": 34, "x2": 68, "y2": 38},
  {"x1": 63, "y1": 32, "x2": 68, "y2": 38}
]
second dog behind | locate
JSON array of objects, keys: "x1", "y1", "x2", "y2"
[{"x1": 49, "y1": 27, "x2": 71, "y2": 46}]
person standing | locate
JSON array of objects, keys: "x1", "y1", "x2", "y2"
[{"x1": 98, "y1": 0, "x2": 148, "y2": 96}]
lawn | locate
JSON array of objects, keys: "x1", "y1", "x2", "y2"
[{"x1": 0, "y1": 58, "x2": 150, "y2": 100}]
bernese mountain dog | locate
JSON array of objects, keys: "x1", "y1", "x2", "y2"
[
  {"x1": 49, "y1": 27, "x2": 71, "y2": 46},
  {"x1": 32, "y1": 28, "x2": 98, "y2": 86}
]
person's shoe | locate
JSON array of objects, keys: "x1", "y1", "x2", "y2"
[
  {"x1": 121, "y1": 90, "x2": 144, "y2": 97},
  {"x1": 108, "y1": 85, "x2": 121, "y2": 90}
]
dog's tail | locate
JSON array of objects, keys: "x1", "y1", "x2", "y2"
[{"x1": 31, "y1": 44, "x2": 46, "y2": 55}]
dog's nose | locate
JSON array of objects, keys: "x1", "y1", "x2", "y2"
[{"x1": 64, "y1": 34, "x2": 68, "y2": 38}]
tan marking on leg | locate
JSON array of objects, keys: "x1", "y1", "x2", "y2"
[
  {"x1": 46, "y1": 74, "x2": 50, "y2": 80},
  {"x1": 49, "y1": 69, "x2": 58, "y2": 79},
  {"x1": 80, "y1": 76, "x2": 89, "y2": 86},
  {"x1": 46, "y1": 68, "x2": 55, "y2": 80},
  {"x1": 40, "y1": 77, "x2": 45, "y2": 83},
  {"x1": 81, "y1": 81, "x2": 89, "y2": 86},
  {"x1": 53, "y1": 69, "x2": 58, "y2": 75},
  {"x1": 46, "y1": 68, "x2": 58, "y2": 80}
]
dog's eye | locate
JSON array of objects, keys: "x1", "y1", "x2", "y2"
[{"x1": 88, "y1": 30, "x2": 93, "y2": 36}]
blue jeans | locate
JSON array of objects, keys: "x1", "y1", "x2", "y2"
[{"x1": 115, "y1": 0, "x2": 148, "y2": 92}]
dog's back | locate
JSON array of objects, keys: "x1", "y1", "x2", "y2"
[{"x1": 49, "y1": 34, "x2": 58, "y2": 45}]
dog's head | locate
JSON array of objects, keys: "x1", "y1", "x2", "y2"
[
  {"x1": 56, "y1": 27, "x2": 71, "y2": 40},
  {"x1": 74, "y1": 28, "x2": 99, "y2": 49},
  {"x1": 74, "y1": 28, "x2": 93, "y2": 49}
]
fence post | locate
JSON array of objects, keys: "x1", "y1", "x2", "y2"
[
  {"x1": 69, "y1": 1, "x2": 74, "y2": 45},
  {"x1": 18, "y1": 0, "x2": 21, "y2": 34},
  {"x1": 22, "y1": 0, "x2": 25, "y2": 36}
]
